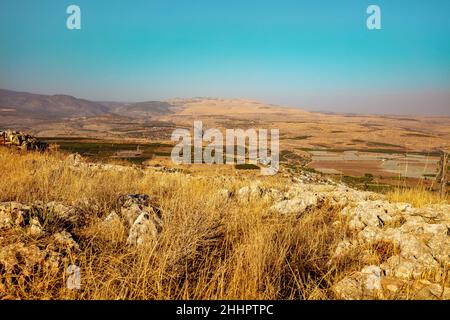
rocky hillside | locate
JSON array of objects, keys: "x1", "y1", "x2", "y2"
[
  {"x1": 226, "y1": 180, "x2": 449, "y2": 299},
  {"x1": 0, "y1": 147, "x2": 448, "y2": 300},
  {"x1": 0, "y1": 89, "x2": 176, "y2": 120},
  {"x1": 0, "y1": 89, "x2": 109, "y2": 119}
]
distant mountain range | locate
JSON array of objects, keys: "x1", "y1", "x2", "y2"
[{"x1": 0, "y1": 89, "x2": 175, "y2": 120}]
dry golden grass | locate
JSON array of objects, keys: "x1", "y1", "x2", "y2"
[
  {"x1": 0, "y1": 147, "x2": 446, "y2": 300},
  {"x1": 386, "y1": 186, "x2": 448, "y2": 208}
]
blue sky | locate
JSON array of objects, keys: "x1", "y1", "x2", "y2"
[{"x1": 0, "y1": 0, "x2": 449, "y2": 114}]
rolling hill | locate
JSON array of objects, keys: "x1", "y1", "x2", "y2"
[
  {"x1": 111, "y1": 101, "x2": 177, "y2": 118},
  {"x1": 0, "y1": 89, "x2": 110, "y2": 119},
  {"x1": 0, "y1": 89, "x2": 177, "y2": 120}
]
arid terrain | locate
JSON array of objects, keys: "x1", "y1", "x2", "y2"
[
  {"x1": 1, "y1": 89, "x2": 449, "y2": 191},
  {"x1": 0, "y1": 144, "x2": 449, "y2": 300},
  {"x1": 0, "y1": 89, "x2": 449, "y2": 300}
]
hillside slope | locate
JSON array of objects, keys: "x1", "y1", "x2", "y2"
[
  {"x1": 0, "y1": 147, "x2": 448, "y2": 300},
  {"x1": 0, "y1": 89, "x2": 110, "y2": 119}
]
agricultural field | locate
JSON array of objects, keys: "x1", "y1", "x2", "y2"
[{"x1": 41, "y1": 137, "x2": 173, "y2": 165}]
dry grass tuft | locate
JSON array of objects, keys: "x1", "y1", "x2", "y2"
[{"x1": 386, "y1": 186, "x2": 448, "y2": 208}]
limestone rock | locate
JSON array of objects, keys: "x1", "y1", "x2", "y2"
[
  {"x1": 333, "y1": 270, "x2": 382, "y2": 300},
  {"x1": 28, "y1": 217, "x2": 44, "y2": 236},
  {"x1": 341, "y1": 200, "x2": 409, "y2": 232},
  {"x1": 52, "y1": 231, "x2": 80, "y2": 251},
  {"x1": 127, "y1": 211, "x2": 163, "y2": 246},
  {"x1": 270, "y1": 192, "x2": 318, "y2": 215},
  {"x1": 335, "y1": 270, "x2": 450, "y2": 300},
  {"x1": 262, "y1": 188, "x2": 285, "y2": 202},
  {"x1": 381, "y1": 277, "x2": 450, "y2": 300},
  {"x1": 381, "y1": 255, "x2": 426, "y2": 279},
  {"x1": 0, "y1": 243, "x2": 46, "y2": 276},
  {"x1": 104, "y1": 194, "x2": 163, "y2": 246},
  {"x1": 237, "y1": 182, "x2": 263, "y2": 201},
  {"x1": 236, "y1": 182, "x2": 284, "y2": 203},
  {"x1": 332, "y1": 239, "x2": 359, "y2": 259},
  {"x1": 0, "y1": 201, "x2": 78, "y2": 234},
  {"x1": 0, "y1": 130, "x2": 48, "y2": 151}
]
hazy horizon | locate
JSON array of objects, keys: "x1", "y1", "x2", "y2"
[{"x1": 1, "y1": 0, "x2": 449, "y2": 115}]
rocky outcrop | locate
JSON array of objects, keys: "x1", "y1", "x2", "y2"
[
  {"x1": 0, "y1": 201, "x2": 80, "y2": 296},
  {"x1": 0, "y1": 193, "x2": 163, "y2": 296},
  {"x1": 0, "y1": 130, "x2": 48, "y2": 151},
  {"x1": 334, "y1": 201, "x2": 449, "y2": 282},
  {"x1": 0, "y1": 201, "x2": 78, "y2": 236},
  {"x1": 233, "y1": 179, "x2": 449, "y2": 299},
  {"x1": 232, "y1": 179, "x2": 383, "y2": 217},
  {"x1": 268, "y1": 183, "x2": 379, "y2": 216},
  {"x1": 0, "y1": 193, "x2": 163, "y2": 249},
  {"x1": 270, "y1": 196, "x2": 318, "y2": 215},
  {"x1": 236, "y1": 181, "x2": 284, "y2": 203},
  {"x1": 333, "y1": 267, "x2": 450, "y2": 300},
  {"x1": 328, "y1": 200, "x2": 447, "y2": 299},
  {"x1": 104, "y1": 194, "x2": 163, "y2": 246}
]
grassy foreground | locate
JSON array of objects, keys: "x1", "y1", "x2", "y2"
[{"x1": 0, "y1": 147, "x2": 446, "y2": 299}]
